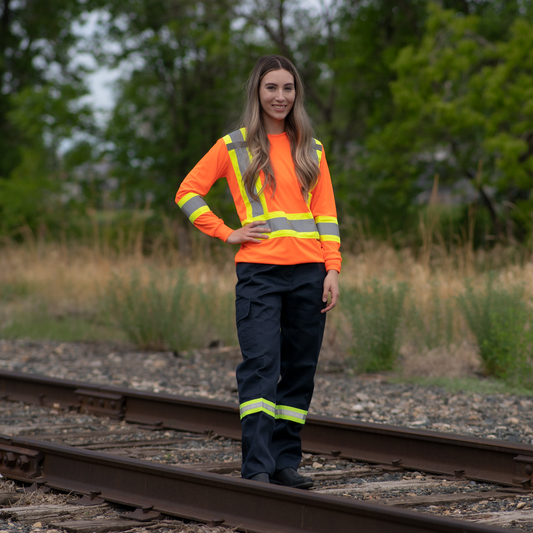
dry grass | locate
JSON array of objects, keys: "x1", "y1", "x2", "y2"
[{"x1": 1, "y1": 235, "x2": 533, "y2": 380}]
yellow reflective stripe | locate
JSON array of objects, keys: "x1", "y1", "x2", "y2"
[
  {"x1": 319, "y1": 235, "x2": 341, "y2": 243},
  {"x1": 319, "y1": 234, "x2": 341, "y2": 243},
  {"x1": 275, "y1": 405, "x2": 308, "y2": 424},
  {"x1": 190, "y1": 205, "x2": 211, "y2": 223},
  {"x1": 315, "y1": 216, "x2": 338, "y2": 224},
  {"x1": 269, "y1": 230, "x2": 319, "y2": 240},
  {"x1": 257, "y1": 179, "x2": 269, "y2": 213},
  {"x1": 240, "y1": 398, "x2": 276, "y2": 420},
  {"x1": 177, "y1": 192, "x2": 198, "y2": 208},
  {"x1": 242, "y1": 211, "x2": 315, "y2": 225}
]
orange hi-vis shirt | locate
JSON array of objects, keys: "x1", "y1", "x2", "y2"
[{"x1": 175, "y1": 128, "x2": 341, "y2": 273}]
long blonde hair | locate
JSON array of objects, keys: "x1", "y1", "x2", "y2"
[{"x1": 241, "y1": 55, "x2": 320, "y2": 200}]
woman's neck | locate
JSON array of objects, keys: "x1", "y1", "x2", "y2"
[{"x1": 263, "y1": 115, "x2": 286, "y2": 135}]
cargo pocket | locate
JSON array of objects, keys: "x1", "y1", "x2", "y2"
[
  {"x1": 235, "y1": 297, "x2": 251, "y2": 325},
  {"x1": 235, "y1": 297, "x2": 255, "y2": 352}
]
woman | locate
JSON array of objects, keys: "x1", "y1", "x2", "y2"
[{"x1": 176, "y1": 55, "x2": 341, "y2": 488}]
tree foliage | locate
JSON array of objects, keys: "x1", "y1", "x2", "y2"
[
  {"x1": 0, "y1": 0, "x2": 100, "y2": 232},
  {"x1": 367, "y1": 2, "x2": 533, "y2": 240}
]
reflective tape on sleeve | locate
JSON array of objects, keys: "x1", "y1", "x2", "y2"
[
  {"x1": 240, "y1": 398, "x2": 276, "y2": 420},
  {"x1": 178, "y1": 194, "x2": 211, "y2": 223},
  {"x1": 315, "y1": 216, "x2": 340, "y2": 243},
  {"x1": 275, "y1": 405, "x2": 308, "y2": 424}
]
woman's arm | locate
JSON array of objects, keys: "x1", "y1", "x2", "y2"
[{"x1": 175, "y1": 138, "x2": 234, "y2": 242}]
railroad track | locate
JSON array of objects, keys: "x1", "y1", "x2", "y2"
[{"x1": 0, "y1": 370, "x2": 532, "y2": 532}]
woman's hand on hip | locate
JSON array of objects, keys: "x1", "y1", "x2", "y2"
[
  {"x1": 322, "y1": 269, "x2": 339, "y2": 313},
  {"x1": 226, "y1": 220, "x2": 271, "y2": 244}
]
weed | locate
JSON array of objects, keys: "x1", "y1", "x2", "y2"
[
  {"x1": 103, "y1": 269, "x2": 236, "y2": 352},
  {"x1": 342, "y1": 279, "x2": 408, "y2": 372},
  {"x1": 457, "y1": 274, "x2": 533, "y2": 387}
]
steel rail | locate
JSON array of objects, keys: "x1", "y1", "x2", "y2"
[
  {"x1": 1, "y1": 370, "x2": 532, "y2": 489},
  {"x1": 0, "y1": 434, "x2": 509, "y2": 533}
]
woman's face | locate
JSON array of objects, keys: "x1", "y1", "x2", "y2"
[{"x1": 259, "y1": 68, "x2": 295, "y2": 134}]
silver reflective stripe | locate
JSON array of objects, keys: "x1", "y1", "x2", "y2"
[
  {"x1": 240, "y1": 399, "x2": 276, "y2": 419},
  {"x1": 226, "y1": 130, "x2": 265, "y2": 218},
  {"x1": 316, "y1": 222, "x2": 340, "y2": 238},
  {"x1": 181, "y1": 195, "x2": 208, "y2": 219},
  {"x1": 225, "y1": 140, "x2": 248, "y2": 151},
  {"x1": 275, "y1": 406, "x2": 307, "y2": 424},
  {"x1": 266, "y1": 217, "x2": 318, "y2": 233}
]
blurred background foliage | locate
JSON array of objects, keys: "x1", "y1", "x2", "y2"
[{"x1": 1, "y1": 0, "x2": 533, "y2": 248}]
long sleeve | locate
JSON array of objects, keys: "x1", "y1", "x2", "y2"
[
  {"x1": 175, "y1": 139, "x2": 234, "y2": 242},
  {"x1": 310, "y1": 148, "x2": 342, "y2": 273}
]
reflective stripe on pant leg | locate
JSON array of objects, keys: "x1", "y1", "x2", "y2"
[
  {"x1": 275, "y1": 405, "x2": 307, "y2": 424},
  {"x1": 240, "y1": 398, "x2": 276, "y2": 420}
]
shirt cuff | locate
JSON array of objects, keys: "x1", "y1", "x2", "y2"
[
  {"x1": 215, "y1": 224, "x2": 235, "y2": 243},
  {"x1": 325, "y1": 259, "x2": 342, "y2": 273}
]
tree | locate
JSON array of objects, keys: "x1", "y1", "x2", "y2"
[
  {"x1": 0, "y1": 0, "x2": 100, "y2": 233},
  {"x1": 363, "y1": 2, "x2": 533, "y2": 240}
]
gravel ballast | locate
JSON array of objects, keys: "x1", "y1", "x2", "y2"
[{"x1": 1, "y1": 339, "x2": 532, "y2": 445}]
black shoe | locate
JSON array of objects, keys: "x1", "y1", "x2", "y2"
[
  {"x1": 270, "y1": 468, "x2": 313, "y2": 489},
  {"x1": 248, "y1": 472, "x2": 270, "y2": 483}
]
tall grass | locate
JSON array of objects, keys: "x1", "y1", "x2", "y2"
[
  {"x1": 104, "y1": 268, "x2": 236, "y2": 352},
  {"x1": 457, "y1": 275, "x2": 533, "y2": 387},
  {"x1": 1, "y1": 217, "x2": 533, "y2": 387},
  {"x1": 342, "y1": 280, "x2": 408, "y2": 372},
  {"x1": 404, "y1": 287, "x2": 454, "y2": 351}
]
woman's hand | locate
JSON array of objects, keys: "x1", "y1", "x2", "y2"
[
  {"x1": 321, "y1": 269, "x2": 339, "y2": 313},
  {"x1": 226, "y1": 220, "x2": 271, "y2": 244}
]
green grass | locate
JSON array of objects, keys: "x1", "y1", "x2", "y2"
[
  {"x1": 394, "y1": 375, "x2": 533, "y2": 397},
  {"x1": 1, "y1": 313, "x2": 126, "y2": 343},
  {"x1": 0, "y1": 281, "x2": 32, "y2": 302}
]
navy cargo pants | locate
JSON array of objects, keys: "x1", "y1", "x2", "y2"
[{"x1": 235, "y1": 262, "x2": 327, "y2": 479}]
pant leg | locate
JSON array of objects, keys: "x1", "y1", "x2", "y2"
[
  {"x1": 271, "y1": 263, "x2": 327, "y2": 471},
  {"x1": 235, "y1": 263, "x2": 286, "y2": 479}
]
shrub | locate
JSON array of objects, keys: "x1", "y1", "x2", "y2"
[
  {"x1": 104, "y1": 269, "x2": 235, "y2": 352},
  {"x1": 342, "y1": 279, "x2": 408, "y2": 372},
  {"x1": 457, "y1": 275, "x2": 533, "y2": 387}
]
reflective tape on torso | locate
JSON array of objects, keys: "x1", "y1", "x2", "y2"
[{"x1": 223, "y1": 128, "x2": 324, "y2": 240}]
